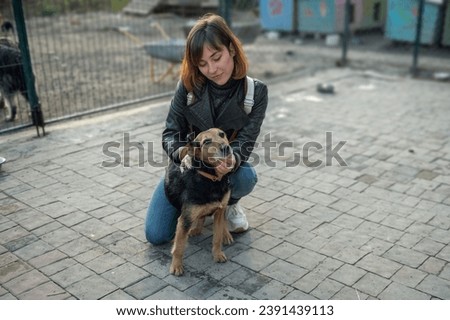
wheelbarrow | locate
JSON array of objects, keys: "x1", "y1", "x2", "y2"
[
  {"x1": 143, "y1": 38, "x2": 185, "y2": 82},
  {"x1": 117, "y1": 23, "x2": 185, "y2": 83}
]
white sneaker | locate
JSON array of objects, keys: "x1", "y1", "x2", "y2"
[{"x1": 226, "y1": 203, "x2": 249, "y2": 233}]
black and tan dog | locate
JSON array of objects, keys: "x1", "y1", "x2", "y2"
[
  {"x1": 164, "y1": 128, "x2": 234, "y2": 276},
  {"x1": 0, "y1": 22, "x2": 27, "y2": 122}
]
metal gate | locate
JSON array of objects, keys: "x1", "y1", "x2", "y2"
[{"x1": 0, "y1": 0, "x2": 208, "y2": 134}]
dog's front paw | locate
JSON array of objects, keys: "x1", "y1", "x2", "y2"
[
  {"x1": 223, "y1": 230, "x2": 234, "y2": 245},
  {"x1": 170, "y1": 262, "x2": 184, "y2": 276},
  {"x1": 213, "y1": 251, "x2": 227, "y2": 263}
]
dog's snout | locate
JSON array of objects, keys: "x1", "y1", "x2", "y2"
[
  {"x1": 221, "y1": 145, "x2": 232, "y2": 156},
  {"x1": 222, "y1": 145, "x2": 231, "y2": 155}
]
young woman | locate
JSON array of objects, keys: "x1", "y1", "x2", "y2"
[{"x1": 145, "y1": 13, "x2": 268, "y2": 245}]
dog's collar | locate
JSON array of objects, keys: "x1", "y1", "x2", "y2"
[{"x1": 197, "y1": 170, "x2": 223, "y2": 182}]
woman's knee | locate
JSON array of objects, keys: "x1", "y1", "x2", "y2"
[
  {"x1": 230, "y1": 162, "x2": 258, "y2": 199},
  {"x1": 145, "y1": 210, "x2": 176, "y2": 245},
  {"x1": 145, "y1": 227, "x2": 172, "y2": 246},
  {"x1": 144, "y1": 178, "x2": 178, "y2": 245}
]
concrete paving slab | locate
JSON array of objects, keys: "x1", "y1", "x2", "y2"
[{"x1": 1, "y1": 65, "x2": 449, "y2": 300}]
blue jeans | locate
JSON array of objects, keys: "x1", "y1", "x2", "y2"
[{"x1": 144, "y1": 162, "x2": 257, "y2": 245}]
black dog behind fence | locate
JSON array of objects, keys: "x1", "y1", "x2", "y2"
[
  {"x1": 1, "y1": 1, "x2": 45, "y2": 136},
  {"x1": 0, "y1": 22, "x2": 43, "y2": 134},
  {"x1": 0, "y1": 35, "x2": 27, "y2": 123}
]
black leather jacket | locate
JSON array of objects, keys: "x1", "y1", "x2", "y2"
[{"x1": 162, "y1": 77, "x2": 268, "y2": 168}]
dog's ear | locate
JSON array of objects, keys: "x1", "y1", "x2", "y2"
[
  {"x1": 186, "y1": 132, "x2": 200, "y2": 156},
  {"x1": 190, "y1": 140, "x2": 200, "y2": 148},
  {"x1": 187, "y1": 140, "x2": 200, "y2": 157},
  {"x1": 186, "y1": 132, "x2": 200, "y2": 148}
]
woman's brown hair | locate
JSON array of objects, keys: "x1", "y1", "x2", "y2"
[{"x1": 180, "y1": 13, "x2": 248, "y2": 92}]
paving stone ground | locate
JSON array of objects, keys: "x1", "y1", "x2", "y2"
[{"x1": 0, "y1": 66, "x2": 449, "y2": 300}]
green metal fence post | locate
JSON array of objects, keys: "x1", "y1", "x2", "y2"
[
  {"x1": 411, "y1": 0, "x2": 425, "y2": 76},
  {"x1": 219, "y1": 0, "x2": 232, "y2": 27},
  {"x1": 340, "y1": 0, "x2": 351, "y2": 66},
  {"x1": 12, "y1": 0, "x2": 45, "y2": 136}
]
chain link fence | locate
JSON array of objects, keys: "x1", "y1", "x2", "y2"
[{"x1": 1, "y1": 0, "x2": 196, "y2": 133}]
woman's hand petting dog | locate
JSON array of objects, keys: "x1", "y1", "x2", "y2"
[{"x1": 215, "y1": 154, "x2": 236, "y2": 175}]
